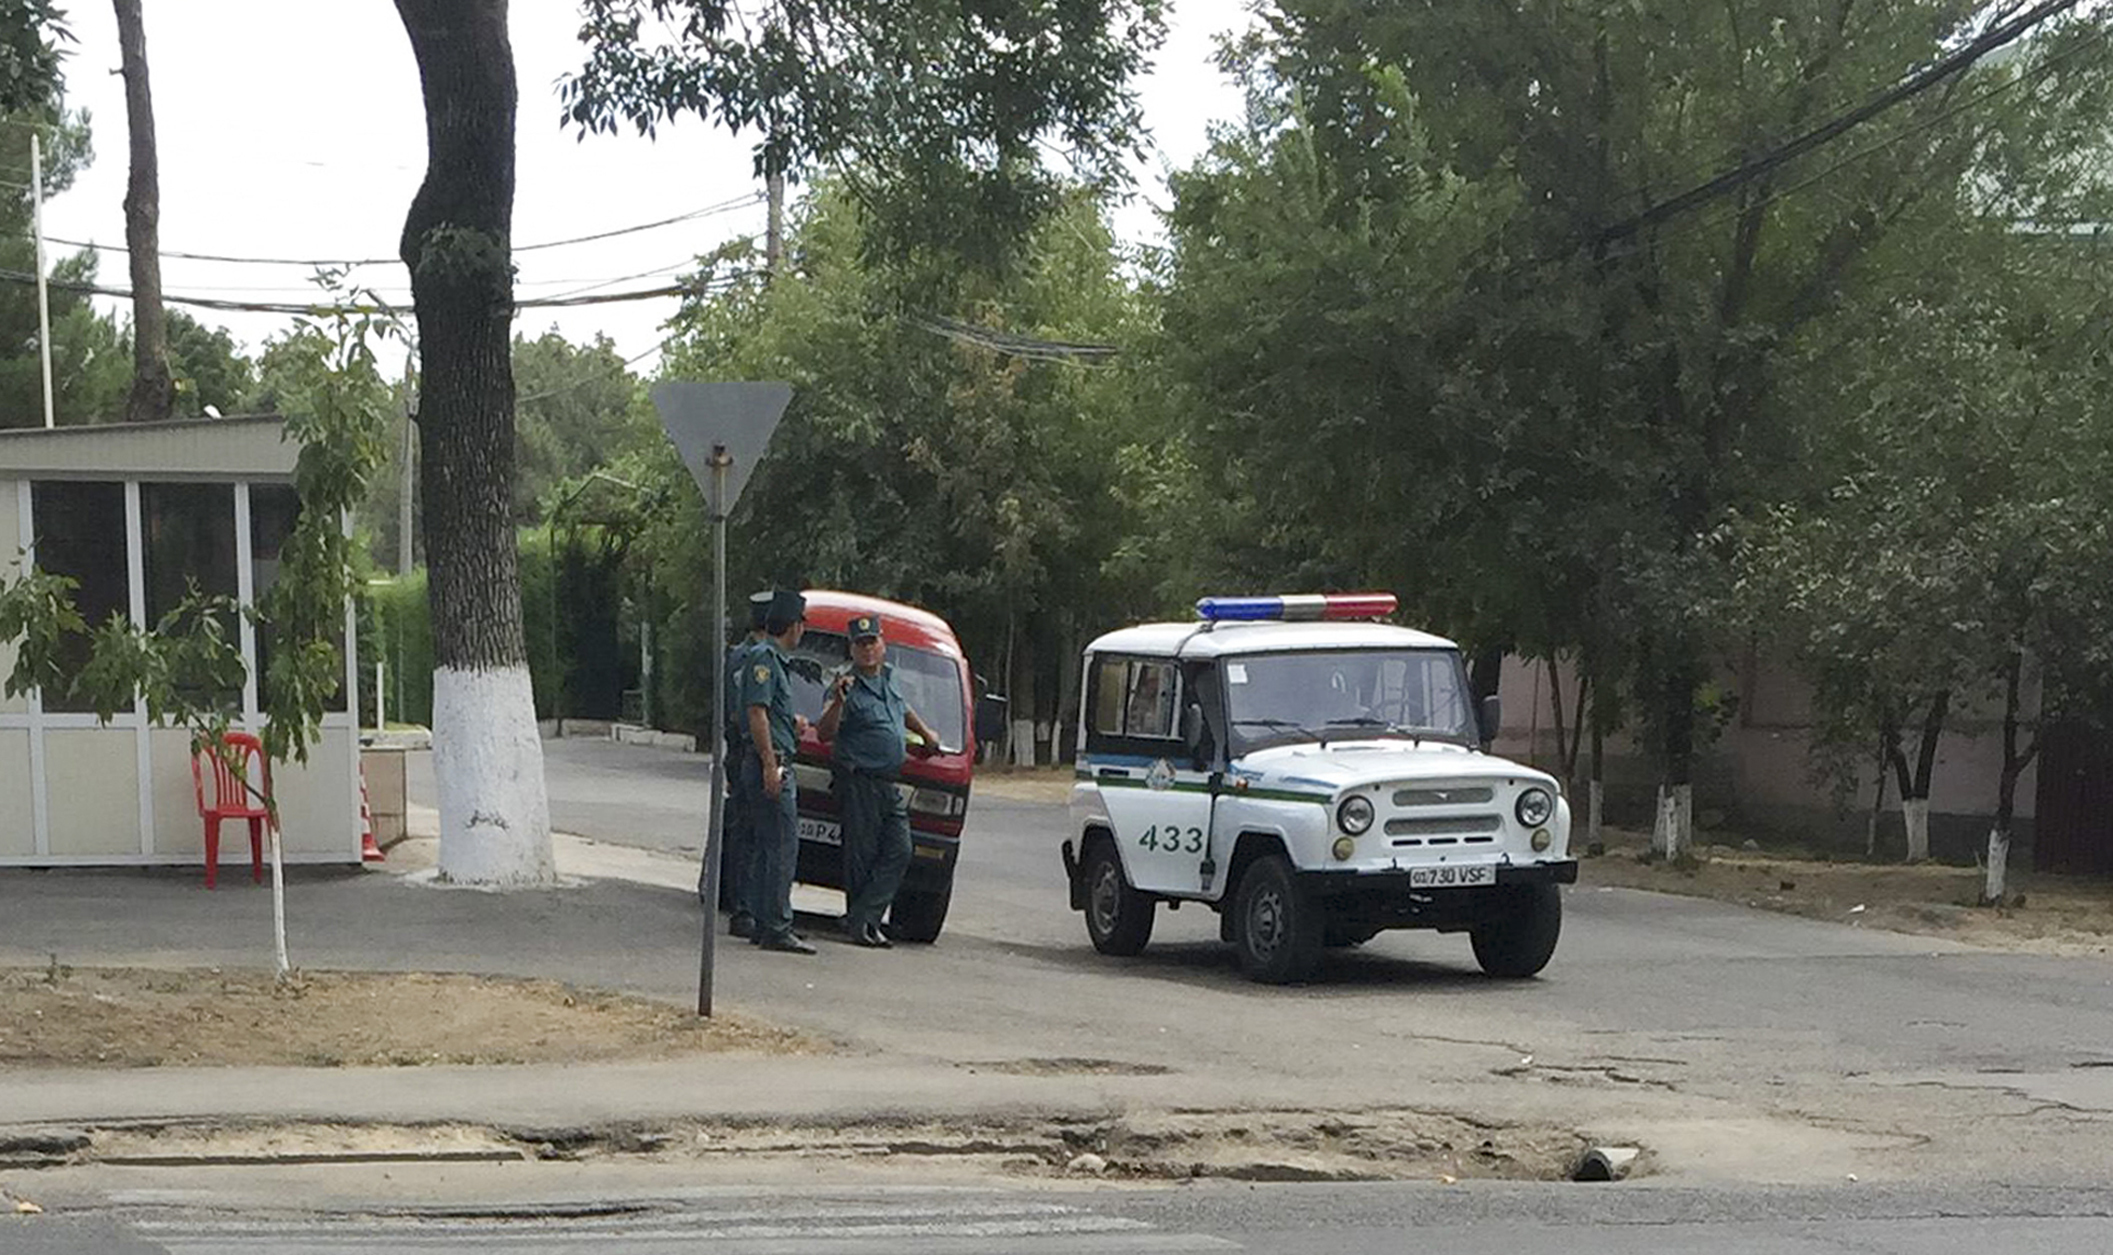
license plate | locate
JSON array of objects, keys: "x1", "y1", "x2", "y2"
[
  {"x1": 1409, "y1": 864, "x2": 1491, "y2": 888},
  {"x1": 797, "y1": 816, "x2": 842, "y2": 846}
]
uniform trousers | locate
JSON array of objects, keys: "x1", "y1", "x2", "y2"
[
  {"x1": 741, "y1": 750, "x2": 800, "y2": 942},
  {"x1": 837, "y1": 769, "x2": 912, "y2": 934},
  {"x1": 714, "y1": 737, "x2": 754, "y2": 914}
]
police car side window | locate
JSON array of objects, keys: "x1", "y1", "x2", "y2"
[
  {"x1": 1123, "y1": 661, "x2": 1179, "y2": 738},
  {"x1": 1086, "y1": 655, "x2": 1183, "y2": 751},
  {"x1": 1090, "y1": 656, "x2": 1128, "y2": 734}
]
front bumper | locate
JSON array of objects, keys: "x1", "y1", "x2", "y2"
[
  {"x1": 1297, "y1": 859, "x2": 1578, "y2": 893},
  {"x1": 797, "y1": 823, "x2": 959, "y2": 894}
]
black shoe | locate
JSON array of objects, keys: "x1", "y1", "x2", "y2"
[
  {"x1": 854, "y1": 923, "x2": 893, "y2": 949},
  {"x1": 756, "y1": 932, "x2": 818, "y2": 955},
  {"x1": 728, "y1": 914, "x2": 755, "y2": 939}
]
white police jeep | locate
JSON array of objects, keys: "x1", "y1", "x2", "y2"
[{"x1": 1062, "y1": 594, "x2": 1575, "y2": 984}]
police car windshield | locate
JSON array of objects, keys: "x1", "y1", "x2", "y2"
[
  {"x1": 788, "y1": 631, "x2": 967, "y2": 751},
  {"x1": 1222, "y1": 649, "x2": 1475, "y2": 754}
]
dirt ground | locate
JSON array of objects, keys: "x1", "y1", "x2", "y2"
[
  {"x1": 0, "y1": 967, "x2": 822, "y2": 1070},
  {"x1": 1583, "y1": 826, "x2": 2113, "y2": 956}
]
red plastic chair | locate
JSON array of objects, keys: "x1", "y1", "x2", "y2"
[{"x1": 191, "y1": 732, "x2": 271, "y2": 889}]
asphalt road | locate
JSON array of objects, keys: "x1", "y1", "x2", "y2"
[
  {"x1": 398, "y1": 735, "x2": 2113, "y2": 1189},
  {"x1": 19, "y1": 1180, "x2": 2113, "y2": 1253},
  {"x1": 10, "y1": 735, "x2": 2112, "y2": 1249}
]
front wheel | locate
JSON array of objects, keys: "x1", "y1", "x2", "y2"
[
  {"x1": 1084, "y1": 840, "x2": 1154, "y2": 956},
  {"x1": 1470, "y1": 883, "x2": 1563, "y2": 978},
  {"x1": 1232, "y1": 854, "x2": 1322, "y2": 984},
  {"x1": 889, "y1": 881, "x2": 952, "y2": 944}
]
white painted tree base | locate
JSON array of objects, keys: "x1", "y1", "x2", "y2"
[
  {"x1": 433, "y1": 664, "x2": 555, "y2": 886},
  {"x1": 1587, "y1": 779, "x2": 1604, "y2": 848},
  {"x1": 1651, "y1": 784, "x2": 1693, "y2": 858},
  {"x1": 1983, "y1": 829, "x2": 2010, "y2": 905},
  {"x1": 1902, "y1": 798, "x2": 1931, "y2": 864}
]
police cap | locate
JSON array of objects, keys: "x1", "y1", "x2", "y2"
[
  {"x1": 848, "y1": 613, "x2": 882, "y2": 641},
  {"x1": 746, "y1": 590, "x2": 773, "y2": 630},
  {"x1": 766, "y1": 588, "x2": 807, "y2": 629}
]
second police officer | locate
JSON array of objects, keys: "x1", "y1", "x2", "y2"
[
  {"x1": 741, "y1": 588, "x2": 816, "y2": 954},
  {"x1": 714, "y1": 590, "x2": 774, "y2": 938},
  {"x1": 817, "y1": 612, "x2": 947, "y2": 949}
]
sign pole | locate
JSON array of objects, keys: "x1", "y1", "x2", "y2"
[
  {"x1": 699, "y1": 445, "x2": 732, "y2": 1017},
  {"x1": 648, "y1": 379, "x2": 791, "y2": 1018}
]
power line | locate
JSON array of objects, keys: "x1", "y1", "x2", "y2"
[
  {"x1": 38, "y1": 192, "x2": 766, "y2": 269},
  {"x1": 515, "y1": 335, "x2": 677, "y2": 406},
  {"x1": 1596, "y1": 0, "x2": 2090, "y2": 247},
  {"x1": 906, "y1": 313, "x2": 1121, "y2": 364},
  {"x1": 1598, "y1": 20, "x2": 2113, "y2": 263},
  {"x1": 0, "y1": 267, "x2": 756, "y2": 316}
]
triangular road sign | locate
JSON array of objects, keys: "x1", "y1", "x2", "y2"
[{"x1": 649, "y1": 381, "x2": 793, "y2": 516}]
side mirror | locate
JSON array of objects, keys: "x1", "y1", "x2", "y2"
[
  {"x1": 1478, "y1": 694, "x2": 1503, "y2": 746},
  {"x1": 974, "y1": 693, "x2": 1009, "y2": 746}
]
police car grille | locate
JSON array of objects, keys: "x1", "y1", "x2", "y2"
[
  {"x1": 1384, "y1": 814, "x2": 1501, "y2": 846},
  {"x1": 1393, "y1": 785, "x2": 1495, "y2": 807}
]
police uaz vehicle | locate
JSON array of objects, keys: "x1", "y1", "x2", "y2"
[{"x1": 1063, "y1": 593, "x2": 1575, "y2": 984}]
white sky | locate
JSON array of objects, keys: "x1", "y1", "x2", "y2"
[{"x1": 40, "y1": 1, "x2": 1248, "y2": 380}]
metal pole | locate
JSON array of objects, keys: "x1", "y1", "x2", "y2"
[
  {"x1": 698, "y1": 445, "x2": 731, "y2": 1017},
  {"x1": 397, "y1": 355, "x2": 416, "y2": 575},
  {"x1": 31, "y1": 133, "x2": 54, "y2": 430}
]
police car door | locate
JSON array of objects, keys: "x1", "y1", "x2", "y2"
[{"x1": 1082, "y1": 653, "x2": 1212, "y2": 896}]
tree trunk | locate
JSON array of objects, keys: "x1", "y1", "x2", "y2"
[
  {"x1": 1649, "y1": 646, "x2": 1699, "y2": 858},
  {"x1": 1901, "y1": 689, "x2": 1949, "y2": 863},
  {"x1": 1984, "y1": 652, "x2": 2034, "y2": 906},
  {"x1": 396, "y1": 0, "x2": 552, "y2": 886},
  {"x1": 1902, "y1": 797, "x2": 1931, "y2": 865},
  {"x1": 112, "y1": 0, "x2": 173, "y2": 424},
  {"x1": 1865, "y1": 728, "x2": 1887, "y2": 860}
]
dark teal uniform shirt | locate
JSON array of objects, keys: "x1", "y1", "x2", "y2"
[
  {"x1": 740, "y1": 641, "x2": 798, "y2": 759},
  {"x1": 722, "y1": 638, "x2": 753, "y2": 751},
  {"x1": 832, "y1": 664, "x2": 909, "y2": 776}
]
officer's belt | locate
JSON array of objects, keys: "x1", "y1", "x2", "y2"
[{"x1": 835, "y1": 765, "x2": 901, "y2": 783}]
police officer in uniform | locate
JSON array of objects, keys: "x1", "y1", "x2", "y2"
[
  {"x1": 817, "y1": 612, "x2": 947, "y2": 949},
  {"x1": 741, "y1": 589, "x2": 816, "y2": 954},
  {"x1": 715, "y1": 591, "x2": 775, "y2": 937}
]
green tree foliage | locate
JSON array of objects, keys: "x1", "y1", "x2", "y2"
[
  {"x1": 512, "y1": 328, "x2": 656, "y2": 523},
  {"x1": 631, "y1": 182, "x2": 1156, "y2": 734},
  {"x1": 165, "y1": 309, "x2": 253, "y2": 418},
  {"x1": 563, "y1": 0, "x2": 1164, "y2": 268},
  {"x1": 1158, "y1": 0, "x2": 2113, "y2": 815},
  {"x1": 0, "y1": 60, "x2": 128, "y2": 428},
  {"x1": 0, "y1": 0, "x2": 71, "y2": 114}
]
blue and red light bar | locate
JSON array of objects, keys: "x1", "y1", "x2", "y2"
[{"x1": 1195, "y1": 593, "x2": 1399, "y2": 622}]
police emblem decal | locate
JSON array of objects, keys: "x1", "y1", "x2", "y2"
[{"x1": 1146, "y1": 758, "x2": 1176, "y2": 791}]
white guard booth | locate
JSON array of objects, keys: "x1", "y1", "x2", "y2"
[{"x1": 0, "y1": 416, "x2": 361, "y2": 868}]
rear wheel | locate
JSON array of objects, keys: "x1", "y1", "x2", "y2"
[
  {"x1": 1232, "y1": 854, "x2": 1322, "y2": 984},
  {"x1": 1084, "y1": 840, "x2": 1154, "y2": 956},
  {"x1": 1470, "y1": 883, "x2": 1563, "y2": 978},
  {"x1": 888, "y1": 881, "x2": 952, "y2": 944}
]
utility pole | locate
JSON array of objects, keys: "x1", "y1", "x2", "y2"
[
  {"x1": 30, "y1": 132, "x2": 52, "y2": 429},
  {"x1": 397, "y1": 354, "x2": 417, "y2": 576},
  {"x1": 765, "y1": 165, "x2": 785, "y2": 277}
]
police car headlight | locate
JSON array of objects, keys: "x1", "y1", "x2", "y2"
[
  {"x1": 1515, "y1": 787, "x2": 1555, "y2": 828},
  {"x1": 1337, "y1": 795, "x2": 1374, "y2": 835}
]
